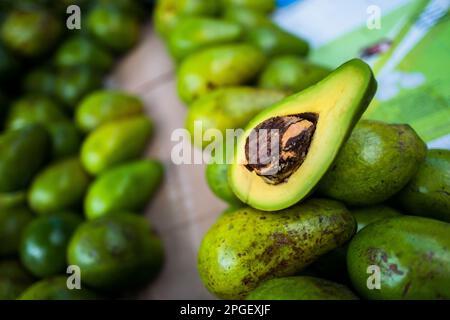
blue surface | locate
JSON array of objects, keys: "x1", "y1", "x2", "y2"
[{"x1": 277, "y1": 0, "x2": 300, "y2": 7}]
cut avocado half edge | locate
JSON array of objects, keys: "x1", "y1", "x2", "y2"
[{"x1": 229, "y1": 59, "x2": 377, "y2": 211}]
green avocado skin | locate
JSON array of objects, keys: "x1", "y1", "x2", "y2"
[
  {"x1": 168, "y1": 17, "x2": 243, "y2": 62},
  {"x1": 67, "y1": 213, "x2": 163, "y2": 291},
  {"x1": 29, "y1": 158, "x2": 91, "y2": 215},
  {"x1": 198, "y1": 198, "x2": 356, "y2": 299},
  {"x1": 18, "y1": 276, "x2": 98, "y2": 300},
  {"x1": 81, "y1": 116, "x2": 153, "y2": 175},
  {"x1": 76, "y1": 90, "x2": 144, "y2": 133},
  {"x1": 154, "y1": 0, "x2": 221, "y2": 39},
  {"x1": 246, "y1": 276, "x2": 358, "y2": 300},
  {"x1": 0, "y1": 191, "x2": 27, "y2": 211},
  {"x1": 23, "y1": 67, "x2": 57, "y2": 98},
  {"x1": 177, "y1": 44, "x2": 267, "y2": 104},
  {"x1": 206, "y1": 163, "x2": 242, "y2": 206},
  {"x1": 0, "y1": 260, "x2": 34, "y2": 300},
  {"x1": 54, "y1": 36, "x2": 114, "y2": 72},
  {"x1": 47, "y1": 122, "x2": 82, "y2": 160},
  {"x1": 0, "y1": 9, "x2": 61, "y2": 57},
  {"x1": 246, "y1": 26, "x2": 309, "y2": 58},
  {"x1": 259, "y1": 55, "x2": 330, "y2": 93},
  {"x1": 85, "y1": 159, "x2": 164, "y2": 220},
  {"x1": 0, "y1": 125, "x2": 51, "y2": 193},
  {"x1": 396, "y1": 149, "x2": 450, "y2": 222},
  {"x1": 87, "y1": 5, "x2": 140, "y2": 52},
  {"x1": 347, "y1": 216, "x2": 450, "y2": 299},
  {"x1": 223, "y1": 0, "x2": 275, "y2": 13},
  {"x1": 186, "y1": 87, "x2": 287, "y2": 148},
  {"x1": 313, "y1": 205, "x2": 402, "y2": 282},
  {"x1": 223, "y1": 7, "x2": 273, "y2": 29},
  {"x1": 318, "y1": 120, "x2": 427, "y2": 206},
  {"x1": 0, "y1": 206, "x2": 34, "y2": 257},
  {"x1": 20, "y1": 213, "x2": 82, "y2": 278}
]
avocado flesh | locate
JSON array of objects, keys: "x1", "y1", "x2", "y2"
[{"x1": 229, "y1": 59, "x2": 377, "y2": 211}]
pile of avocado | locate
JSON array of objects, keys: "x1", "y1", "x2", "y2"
[
  {"x1": 0, "y1": 1, "x2": 165, "y2": 300},
  {"x1": 155, "y1": 0, "x2": 450, "y2": 300}
]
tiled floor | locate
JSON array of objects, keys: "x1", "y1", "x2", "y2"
[{"x1": 109, "y1": 24, "x2": 226, "y2": 299}]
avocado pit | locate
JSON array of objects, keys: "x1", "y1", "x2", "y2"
[{"x1": 245, "y1": 113, "x2": 318, "y2": 184}]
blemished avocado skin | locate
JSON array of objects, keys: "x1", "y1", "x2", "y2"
[
  {"x1": 198, "y1": 198, "x2": 356, "y2": 299},
  {"x1": 154, "y1": 0, "x2": 221, "y2": 39},
  {"x1": 229, "y1": 59, "x2": 377, "y2": 211},
  {"x1": 318, "y1": 120, "x2": 427, "y2": 206},
  {"x1": 186, "y1": 87, "x2": 287, "y2": 148},
  {"x1": 347, "y1": 216, "x2": 450, "y2": 299},
  {"x1": 81, "y1": 116, "x2": 153, "y2": 175},
  {"x1": 222, "y1": 0, "x2": 276, "y2": 13},
  {"x1": 177, "y1": 44, "x2": 267, "y2": 104},
  {"x1": 67, "y1": 213, "x2": 163, "y2": 291},
  {"x1": 259, "y1": 55, "x2": 330, "y2": 93},
  {"x1": 396, "y1": 149, "x2": 450, "y2": 222},
  {"x1": 18, "y1": 277, "x2": 99, "y2": 300},
  {"x1": 0, "y1": 207, "x2": 34, "y2": 257},
  {"x1": 0, "y1": 125, "x2": 51, "y2": 193},
  {"x1": 76, "y1": 90, "x2": 144, "y2": 133},
  {"x1": 85, "y1": 160, "x2": 164, "y2": 220},
  {"x1": 28, "y1": 158, "x2": 91, "y2": 215},
  {"x1": 246, "y1": 276, "x2": 358, "y2": 300},
  {"x1": 313, "y1": 205, "x2": 402, "y2": 282},
  {"x1": 20, "y1": 213, "x2": 82, "y2": 278},
  {"x1": 246, "y1": 25, "x2": 309, "y2": 58},
  {"x1": 206, "y1": 163, "x2": 242, "y2": 207},
  {"x1": 0, "y1": 260, "x2": 34, "y2": 300},
  {"x1": 168, "y1": 17, "x2": 243, "y2": 62}
]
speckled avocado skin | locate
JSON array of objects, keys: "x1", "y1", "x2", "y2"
[
  {"x1": 396, "y1": 149, "x2": 450, "y2": 222},
  {"x1": 347, "y1": 216, "x2": 450, "y2": 299},
  {"x1": 318, "y1": 120, "x2": 427, "y2": 206},
  {"x1": 198, "y1": 198, "x2": 356, "y2": 299},
  {"x1": 246, "y1": 276, "x2": 358, "y2": 300}
]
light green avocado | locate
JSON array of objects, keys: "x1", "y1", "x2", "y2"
[
  {"x1": 76, "y1": 90, "x2": 144, "y2": 133},
  {"x1": 229, "y1": 59, "x2": 377, "y2": 211},
  {"x1": 396, "y1": 149, "x2": 450, "y2": 222},
  {"x1": 0, "y1": 260, "x2": 34, "y2": 300},
  {"x1": 246, "y1": 25, "x2": 309, "y2": 57},
  {"x1": 154, "y1": 0, "x2": 221, "y2": 39},
  {"x1": 198, "y1": 198, "x2": 356, "y2": 299},
  {"x1": 168, "y1": 17, "x2": 243, "y2": 62},
  {"x1": 246, "y1": 276, "x2": 358, "y2": 300},
  {"x1": 318, "y1": 120, "x2": 427, "y2": 206},
  {"x1": 0, "y1": 125, "x2": 51, "y2": 193},
  {"x1": 223, "y1": 6, "x2": 273, "y2": 29},
  {"x1": 259, "y1": 55, "x2": 330, "y2": 93},
  {"x1": 186, "y1": 87, "x2": 287, "y2": 148},
  {"x1": 67, "y1": 213, "x2": 163, "y2": 291},
  {"x1": 222, "y1": 0, "x2": 276, "y2": 13},
  {"x1": 177, "y1": 44, "x2": 267, "y2": 104},
  {"x1": 18, "y1": 277, "x2": 99, "y2": 300},
  {"x1": 347, "y1": 216, "x2": 450, "y2": 299},
  {"x1": 85, "y1": 159, "x2": 164, "y2": 220},
  {"x1": 0, "y1": 206, "x2": 34, "y2": 257},
  {"x1": 81, "y1": 116, "x2": 153, "y2": 175},
  {"x1": 206, "y1": 163, "x2": 243, "y2": 207}
]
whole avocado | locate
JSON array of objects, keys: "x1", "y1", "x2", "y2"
[
  {"x1": 20, "y1": 213, "x2": 82, "y2": 278},
  {"x1": 85, "y1": 159, "x2": 164, "y2": 220},
  {"x1": 347, "y1": 216, "x2": 450, "y2": 299},
  {"x1": 0, "y1": 206, "x2": 34, "y2": 257},
  {"x1": 18, "y1": 277, "x2": 99, "y2": 300},
  {"x1": 246, "y1": 276, "x2": 358, "y2": 300},
  {"x1": 0, "y1": 125, "x2": 51, "y2": 192},
  {"x1": 67, "y1": 213, "x2": 164, "y2": 291},
  {"x1": 318, "y1": 120, "x2": 427, "y2": 206},
  {"x1": 396, "y1": 149, "x2": 450, "y2": 222},
  {"x1": 198, "y1": 198, "x2": 356, "y2": 299},
  {"x1": 76, "y1": 90, "x2": 144, "y2": 133},
  {"x1": 177, "y1": 44, "x2": 267, "y2": 104},
  {"x1": 0, "y1": 260, "x2": 34, "y2": 300},
  {"x1": 81, "y1": 116, "x2": 153, "y2": 175},
  {"x1": 28, "y1": 158, "x2": 90, "y2": 215},
  {"x1": 0, "y1": 9, "x2": 61, "y2": 57}
]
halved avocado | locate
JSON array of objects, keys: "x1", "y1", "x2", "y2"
[{"x1": 229, "y1": 59, "x2": 377, "y2": 211}]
